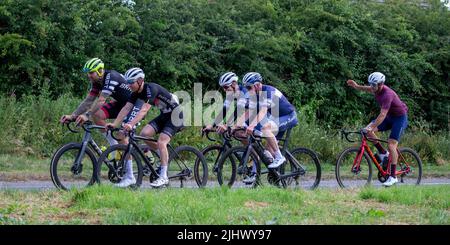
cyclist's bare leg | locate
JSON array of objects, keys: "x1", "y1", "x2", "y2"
[
  {"x1": 388, "y1": 139, "x2": 399, "y2": 166},
  {"x1": 262, "y1": 123, "x2": 279, "y2": 157},
  {"x1": 140, "y1": 125, "x2": 158, "y2": 151},
  {"x1": 157, "y1": 133, "x2": 171, "y2": 167},
  {"x1": 93, "y1": 109, "x2": 107, "y2": 132}
]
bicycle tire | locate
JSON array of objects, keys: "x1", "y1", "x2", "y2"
[
  {"x1": 281, "y1": 147, "x2": 321, "y2": 189},
  {"x1": 398, "y1": 147, "x2": 422, "y2": 185},
  {"x1": 169, "y1": 145, "x2": 208, "y2": 187},
  {"x1": 96, "y1": 144, "x2": 143, "y2": 187},
  {"x1": 335, "y1": 147, "x2": 373, "y2": 188},
  {"x1": 50, "y1": 142, "x2": 97, "y2": 191}
]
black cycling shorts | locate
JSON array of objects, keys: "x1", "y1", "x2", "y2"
[{"x1": 148, "y1": 111, "x2": 184, "y2": 137}]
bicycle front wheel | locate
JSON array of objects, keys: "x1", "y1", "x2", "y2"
[
  {"x1": 335, "y1": 147, "x2": 372, "y2": 188},
  {"x1": 96, "y1": 144, "x2": 143, "y2": 187},
  {"x1": 50, "y1": 143, "x2": 97, "y2": 191},
  {"x1": 397, "y1": 147, "x2": 422, "y2": 185},
  {"x1": 281, "y1": 147, "x2": 321, "y2": 189},
  {"x1": 197, "y1": 145, "x2": 225, "y2": 185},
  {"x1": 169, "y1": 145, "x2": 208, "y2": 188},
  {"x1": 217, "y1": 146, "x2": 260, "y2": 188}
]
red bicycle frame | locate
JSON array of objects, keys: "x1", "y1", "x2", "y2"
[{"x1": 351, "y1": 131, "x2": 411, "y2": 177}]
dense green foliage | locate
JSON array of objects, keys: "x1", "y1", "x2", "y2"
[{"x1": 1, "y1": 0, "x2": 449, "y2": 129}]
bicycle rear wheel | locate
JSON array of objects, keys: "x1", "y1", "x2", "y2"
[
  {"x1": 281, "y1": 147, "x2": 321, "y2": 189},
  {"x1": 96, "y1": 144, "x2": 143, "y2": 188},
  {"x1": 169, "y1": 145, "x2": 208, "y2": 188},
  {"x1": 335, "y1": 147, "x2": 373, "y2": 188},
  {"x1": 397, "y1": 147, "x2": 422, "y2": 185},
  {"x1": 50, "y1": 143, "x2": 97, "y2": 191}
]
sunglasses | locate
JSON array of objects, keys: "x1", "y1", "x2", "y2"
[
  {"x1": 222, "y1": 85, "x2": 231, "y2": 90},
  {"x1": 127, "y1": 79, "x2": 137, "y2": 84},
  {"x1": 245, "y1": 85, "x2": 254, "y2": 90},
  {"x1": 369, "y1": 83, "x2": 378, "y2": 88}
]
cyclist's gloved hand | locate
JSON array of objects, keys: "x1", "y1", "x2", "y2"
[
  {"x1": 123, "y1": 123, "x2": 133, "y2": 132},
  {"x1": 363, "y1": 125, "x2": 373, "y2": 133},
  {"x1": 60, "y1": 115, "x2": 73, "y2": 124},
  {"x1": 245, "y1": 125, "x2": 255, "y2": 135},
  {"x1": 75, "y1": 114, "x2": 88, "y2": 126},
  {"x1": 203, "y1": 125, "x2": 213, "y2": 132},
  {"x1": 105, "y1": 123, "x2": 116, "y2": 130},
  {"x1": 216, "y1": 124, "x2": 227, "y2": 134}
]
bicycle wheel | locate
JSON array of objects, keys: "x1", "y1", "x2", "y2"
[
  {"x1": 335, "y1": 147, "x2": 373, "y2": 188},
  {"x1": 397, "y1": 147, "x2": 422, "y2": 185},
  {"x1": 281, "y1": 147, "x2": 321, "y2": 189},
  {"x1": 197, "y1": 145, "x2": 228, "y2": 185},
  {"x1": 169, "y1": 145, "x2": 208, "y2": 188},
  {"x1": 50, "y1": 143, "x2": 97, "y2": 191},
  {"x1": 217, "y1": 146, "x2": 260, "y2": 187},
  {"x1": 96, "y1": 144, "x2": 143, "y2": 187}
]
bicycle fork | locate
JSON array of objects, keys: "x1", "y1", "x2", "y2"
[
  {"x1": 352, "y1": 146, "x2": 365, "y2": 174},
  {"x1": 71, "y1": 132, "x2": 92, "y2": 175}
]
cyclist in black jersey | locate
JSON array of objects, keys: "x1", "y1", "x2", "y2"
[
  {"x1": 107, "y1": 67, "x2": 183, "y2": 188},
  {"x1": 59, "y1": 58, "x2": 143, "y2": 148}
]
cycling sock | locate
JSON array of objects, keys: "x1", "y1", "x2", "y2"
[
  {"x1": 251, "y1": 161, "x2": 257, "y2": 174},
  {"x1": 126, "y1": 160, "x2": 133, "y2": 179},
  {"x1": 274, "y1": 150, "x2": 283, "y2": 160},
  {"x1": 390, "y1": 164, "x2": 396, "y2": 178},
  {"x1": 374, "y1": 143, "x2": 386, "y2": 154},
  {"x1": 103, "y1": 132, "x2": 118, "y2": 146},
  {"x1": 160, "y1": 165, "x2": 168, "y2": 179}
]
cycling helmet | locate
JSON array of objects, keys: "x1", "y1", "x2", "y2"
[
  {"x1": 242, "y1": 72, "x2": 263, "y2": 86},
  {"x1": 368, "y1": 72, "x2": 385, "y2": 85},
  {"x1": 82, "y1": 58, "x2": 104, "y2": 75},
  {"x1": 218, "y1": 72, "x2": 238, "y2": 87},
  {"x1": 124, "y1": 67, "x2": 145, "y2": 84}
]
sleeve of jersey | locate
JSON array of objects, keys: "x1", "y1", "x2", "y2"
[
  {"x1": 101, "y1": 73, "x2": 117, "y2": 96},
  {"x1": 143, "y1": 85, "x2": 155, "y2": 104}
]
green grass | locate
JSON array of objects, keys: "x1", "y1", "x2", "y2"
[{"x1": 0, "y1": 185, "x2": 448, "y2": 224}]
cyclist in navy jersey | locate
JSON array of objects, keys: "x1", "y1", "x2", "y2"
[
  {"x1": 238, "y1": 72, "x2": 298, "y2": 172},
  {"x1": 203, "y1": 72, "x2": 248, "y2": 135},
  {"x1": 107, "y1": 67, "x2": 183, "y2": 188}
]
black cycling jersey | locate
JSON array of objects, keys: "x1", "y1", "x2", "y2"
[
  {"x1": 89, "y1": 70, "x2": 132, "y2": 104},
  {"x1": 128, "y1": 83, "x2": 179, "y2": 113}
]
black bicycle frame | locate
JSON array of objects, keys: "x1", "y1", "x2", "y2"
[
  {"x1": 113, "y1": 129, "x2": 193, "y2": 180},
  {"x1": 67, "y1": 122, "x2": 104, "y2": 172}
]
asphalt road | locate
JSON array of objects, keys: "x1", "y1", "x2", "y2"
[{"x1": 1, "y1": 177, "x2": 449, "y2": 191}]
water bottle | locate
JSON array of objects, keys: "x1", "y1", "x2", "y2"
[
  {"x1": 144, "y1": 149, "x2": 155, "y2": 164},
  {"x1": 263, "y1": 150, "x2": 274, "y2": 163}
]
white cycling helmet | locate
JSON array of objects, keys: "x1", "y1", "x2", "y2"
[
  {"x1": 124, "y1": 67, "x2": 145, "y2": 83},
  {"x1": 242, "y1": 72, "x2": 263, "y2": 86},
  {"x1": 368, "y1": 72, "x2": 385, "y2": 85},
  {"x1": 218, "y1": 72, "x2": 238, "y2": 87}
]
